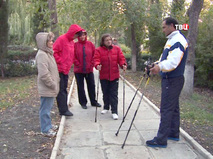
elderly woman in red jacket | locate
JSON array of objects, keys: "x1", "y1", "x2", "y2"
[
  {"x1": 94, "y1": 34, "x2": 127, "y2": 120},
  {"x1": 74, "y1": 30, "x2": 101, "y2": 109}
]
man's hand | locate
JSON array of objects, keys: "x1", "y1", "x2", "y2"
[
  {"x1": 97, "y1": 65, "x2": 102, "y2": 71},
  {"x1": 150, "y1": 64, "x2": 160, "y2": 74}
]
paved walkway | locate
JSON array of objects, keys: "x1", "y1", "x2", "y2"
[{"x1": 54, "y1": 70, "x2": 213, "y2": 159}]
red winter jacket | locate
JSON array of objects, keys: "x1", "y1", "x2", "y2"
[
  {"x1": 53, "y1": 24, "x2": 83, "y2": 75},
  {"x1": 94, "y1": 45, "x2": 127, "y2": 81},
  {"x1": 74, "y1": 34, "x2": 95, "y2": 73}
]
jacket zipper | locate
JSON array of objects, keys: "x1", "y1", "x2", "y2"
[{"x1": 108, "y1": 49, "x2": 111, "y2": 81}]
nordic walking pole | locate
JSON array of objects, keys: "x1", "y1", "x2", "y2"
[
  {"x1": 123, "y1": 70, "x2": 125, "y2": 119},
  {"x1": 95, "y1": 71, "x2": 100, "y2": 122},
  {"x1": 121, "y1": 75, "x2": 150, "y2": 149},
  {"x1": 115, "y1": 75, "x2": 145, "y2": 136},
  {"x1": 121, "y1": 64, "x2": 153, "y2": 149}
]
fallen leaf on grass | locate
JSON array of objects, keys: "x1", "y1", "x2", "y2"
[
  {"x1": 36, "y1": 146, "x2": 46, "y2": 152},
  {"x1": 24, "y1": 131, "x2": 40, "y2": 136},
  {"x1": 51, "y1": 111, "x2": 56, "y2": 114},
  {"x1": 36, "y1": 143, "x2": 53, "y2": 152},
  {"x1": 3, "y1": 147, "x2": 8, "y2": 152}
]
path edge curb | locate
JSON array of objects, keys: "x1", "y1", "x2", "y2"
[
  {"x1": 50, "y1": 77, "x2": 76, "y2": 159},
  {"x1": 120, "y1": 75, "x2": 213, "y2": 159}
]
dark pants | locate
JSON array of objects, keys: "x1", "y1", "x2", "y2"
[
  {"x1": 100, "y1": 79, "x2": 119, "y2": 114},
  {"x1": 156, "y1": 75, "x2": 184, "y2": 144},
  {"x1": 75, "y1": 72, "x2": 97, "y2": 106},
  {"x1": 56, "y1": 73, "x2": 69, "y2": 114}
]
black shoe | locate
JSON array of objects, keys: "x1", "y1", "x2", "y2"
[
  {"x1": 168, "y1": 136, "x2": 180, "y2": 141},
  {"x1": 146, "y1": 138, "x2": 167, "y2": 148},
  {"x1": 91, "y1": 102, "x2": 102, "y2": 107},
  {"x1": 81, "y1": 105, "x2": 87, "y2": 109},
  {"x1": 60, "y1": 111, "x2": 73, "y2": 116}
]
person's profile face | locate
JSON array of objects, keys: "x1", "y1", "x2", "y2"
[
  {"x1": 162, "y1": 21, "x2": 173, "y2": 36},
  {"x1": 47, "y1": 38, "x2": 54, "y2": 48},
  {"x1": 104, "y1": 36, "x2": 112, "y2": 47}
]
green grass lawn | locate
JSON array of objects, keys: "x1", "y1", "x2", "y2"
[
  {"x1": 147, "y1": 75, "x2": 213, "y2": 126},
  {"x1": 180, "y1": 92, "x2": 213, "y2": 126},
  {"x1": 0, "y1": 76, "x2": 36, "y2": 110}
]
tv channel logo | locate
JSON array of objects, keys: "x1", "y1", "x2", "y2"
[{"x1": 175, "y1": 24, "x2": 189, "y2": 31}]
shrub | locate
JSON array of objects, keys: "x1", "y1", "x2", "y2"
[
  {"x1": 0, "y1": 45, "x2": 37, "y2": 77},
  {"x1": 4, "y1": 61, "x2": 37, "y2": 77},
  {"x1": 120, "y1": 44, "x2": 131, "y2": 55},
  {"x1": 7, "y1": 45, "x2": 37, "y2": 61},
  {"x1": 119, "y1": 43, "x2": 153, "y2": 71},
  {"x1": 120, "y1": 44, "x2": 131, "y2": 69},
  {"x1": 137, "y1": 53, "x2": 152, "y2": 71}
]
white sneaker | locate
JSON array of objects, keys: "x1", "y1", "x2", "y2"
[
  {"x1": 112, "y1": 113, "x2": 118, "y2": 120},
  {"x1": 101, "y1": 109, "x2": 108, "y2": 114},
  {"x1": 52, "y1": 124, "x2": 58, "y2": 131},
  {"x1": 41, "y1": 129, "x2": 56, "y2": 137}
]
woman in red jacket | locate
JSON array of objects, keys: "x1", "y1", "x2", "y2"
[
  {"x1": 94, "y1": 34, "x2": 127, "y2": 120},
  {"x1": 74, "y1": 30, "x2": 101, "y2": 109}
]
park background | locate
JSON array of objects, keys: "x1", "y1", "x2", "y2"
[{"x1": 0, "y1": 0, "x2": 213, "y2": 158}]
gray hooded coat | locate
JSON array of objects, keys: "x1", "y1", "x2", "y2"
[{"x1": 35, "y1": 32, "x2": 60, "y2": 97}]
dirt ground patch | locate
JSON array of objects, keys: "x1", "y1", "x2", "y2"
[{"x1": 0, "y1": 74, "x2": 73, "y2": 159}]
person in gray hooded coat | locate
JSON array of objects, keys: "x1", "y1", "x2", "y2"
[{"x1": 35, "y1": 32, "x2": 60, "y2": 137}]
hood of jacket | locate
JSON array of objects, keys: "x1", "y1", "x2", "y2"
[
  {"x1": 66, "y1": 24, "x2": 83, "y2": 41},
  {"x1": 36, "y1": 32, "x2": 53, "y2": 54}
]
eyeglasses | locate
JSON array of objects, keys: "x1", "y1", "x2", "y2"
[{"x1": 104, "y1": 39, "x2": 112, "y2": 42}]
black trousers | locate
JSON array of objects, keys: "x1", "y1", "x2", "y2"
[
  {"x1": 100, "y1": 79, "x2": 119, "y2": 114},
  {"x1": 156, "y1": 75, "x2": 184, "y2": 144},
  {"x1": 75, "y1": 72, "x2": 97, "y2": 106},
  {"x1": 56, "y1": 73, "x2": 69, "y2": 114}
]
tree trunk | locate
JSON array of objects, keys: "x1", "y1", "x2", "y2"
[
  {"x1": 183, "y1": 0, "x2": 204, "y2": 96},
  {"x1": 0, "y1": 0, "x2": 3, "y2": 8},
  {"x1": 0, "y1": 0, "x2": 9, "y2": 78},
  {"x1": 48, "y1": 0, "x2": 59, "y2": 38},
  {"x1": 131, "y1": 23, "x2": 137, "y2": 72}
]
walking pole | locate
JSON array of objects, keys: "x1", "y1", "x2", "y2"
[
  {"x1": 123, "y1": 70, "x2": 125, "y2": 119},
  {"x1": 95, "y1": 71, "x2": 100, "y2": 122},
  {"x1": 121, "y1": 70, "x2": 151, "y2": 149},
  {"x1": 115, "y1": 75, "x2": 145, "y2": 136}
]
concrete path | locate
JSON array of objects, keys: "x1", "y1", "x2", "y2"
[{"x1": 55, "y1": 70, "x2": 213, "y2": 159}]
